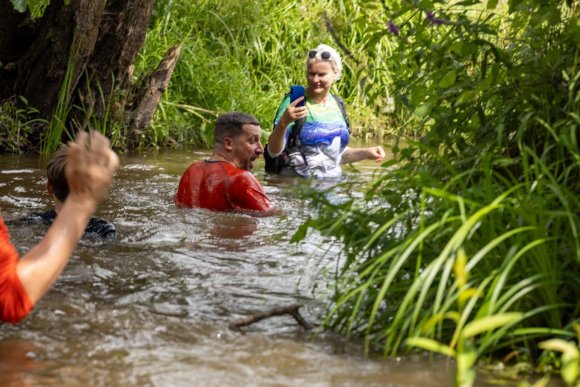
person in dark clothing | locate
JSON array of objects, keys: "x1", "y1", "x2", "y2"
[{"x1": 13, "y1": 145, "x2": 116, "y2": 240}]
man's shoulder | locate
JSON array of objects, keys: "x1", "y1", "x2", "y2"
[
  {"x1": 85, "y1": 217, "x2": 116, "y2": 240},
  {"x1": 10, "y1": 209, "x2": 56, "y2": 226}
]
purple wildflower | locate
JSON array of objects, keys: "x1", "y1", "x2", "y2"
[
  {"x1": 388, "y1": 20, "x2": 400, "y2": 36},
  {"x1": 426, "y1": 10, "x2": 445, "y2": 26}
]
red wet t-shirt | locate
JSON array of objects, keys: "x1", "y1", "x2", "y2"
[
  {"x1": 175, "y1": 161, "x2": 271, "y2": 212},
  {"x1": 0, "y1": 217, "x2": 33, "y2": 323}
]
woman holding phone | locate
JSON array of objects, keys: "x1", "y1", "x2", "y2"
[{"x1": 265, "y1": 44, "x2": 385, "y2": 179}]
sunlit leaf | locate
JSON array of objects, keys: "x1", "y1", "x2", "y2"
[
  {"x1": 406, "y1": 337, "x2": 456, "y2": 357},
  {"x1": 438, "y1": 70, "x2": 457, "y2": 89},
  {"x1": 461, "y1": 313, "x2": 522, "y2": 338},
  {"x1": 458, "y1": 288, "x2": 481, "y2": 304},
  {"x1": 414, "y1": 102, "x2": 433, "y2": 118},
  {"x1": 454, "y1": 247, "x2": 468, "y2": 288},
  {"x1": 10, "y1": 0, "x2": 28, "y2": 12}
]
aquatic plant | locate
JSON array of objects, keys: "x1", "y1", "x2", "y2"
[
  {"x1": 0, "y1": 97, "x2": 45, "y2": 153},
  {"x1": 296, "y1": 0, "x2": 580, "y2": 384}
]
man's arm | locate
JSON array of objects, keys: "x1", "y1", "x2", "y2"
[
  {"x1": 228, "y1": 172, "x2": 281, "y2": 216},
  {"x1": 15, "y1": 131, "x2": 119, "y2": 305}
]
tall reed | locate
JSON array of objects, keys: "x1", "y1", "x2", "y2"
[{"x1": 296, "y1": 0, "x2": 580, "y2": 384}]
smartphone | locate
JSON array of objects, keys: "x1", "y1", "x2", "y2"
[{"x1": 289, "y1": 85, "x2": 305, "y2": 107}]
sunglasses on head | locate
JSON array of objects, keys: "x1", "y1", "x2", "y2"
[{"x1": 308, "y1": 50, "x2": 331, "y2": 60}]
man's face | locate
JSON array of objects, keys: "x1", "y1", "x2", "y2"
[{"x1": 230, "y1": 124, "x2": 263, "y2": 171}]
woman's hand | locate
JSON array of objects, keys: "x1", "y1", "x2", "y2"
[
  {"x1": 268, "y1": 97, "x2": 307, "y2": 156},
  {"x1": 368, "y1": 146, "x2": 385, "y2": 162},
  {"x1": 280, "y1": 97, "x2": 307, "y2": 127},
  {"x1": 341, "y1": 145, "x2": 386, "y2": 164}
]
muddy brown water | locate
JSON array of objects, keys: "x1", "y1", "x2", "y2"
[{"x1": 0, "y1": 149, "x2": 510, "y2": 386}]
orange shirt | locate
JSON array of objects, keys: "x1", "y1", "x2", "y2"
[
  {"x1": 175, "y1": 161, "x2": 271, "y2": 212},
  {"x1": 0, "y1": 217, "x2": 33, "y2": 323}
]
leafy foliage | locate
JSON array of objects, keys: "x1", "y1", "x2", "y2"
[
  {"x1": 295, "y1": 0, "x2": 580, "y2": 384},
  {"x1": 131, "y1": 0, "x2": 400, "y2": 148},
  {"x1": 10, "y1": 0, "x2": 65, "y2": 19}
]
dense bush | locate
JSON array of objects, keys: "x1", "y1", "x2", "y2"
[{"x1": 296, "y1": 0, "x2": 580, "y2": 384}]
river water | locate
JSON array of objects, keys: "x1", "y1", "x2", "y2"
[{"x1": 0, "y1": 149, "x2": 502, "y2": 386}]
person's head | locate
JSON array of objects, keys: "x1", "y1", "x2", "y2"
[
  {"x1": 305, "y1": 44, "x2": 342, "y2": 97},
  {"x1": 46, "y1": 145, "x2": 69, "y2": 204},
  {"x1": 214, "y1": 112, "x2": 263, "y2": 171}
]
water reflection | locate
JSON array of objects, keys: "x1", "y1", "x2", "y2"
[{"x1": 0, "y1": 148, "x2": 465, "y2": 386}]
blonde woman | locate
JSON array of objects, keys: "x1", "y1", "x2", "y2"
[{"x1": 266, "y1": 44, "x2": 385, "y2": 178}]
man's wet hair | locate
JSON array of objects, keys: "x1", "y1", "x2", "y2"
[
  {"x1": 46, "y1": 145, "x2": 69, "y2": 202},
  {"x1": 214, "y1": 112, "x2": 260, "y2": 144}
]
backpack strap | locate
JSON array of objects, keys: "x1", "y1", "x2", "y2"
[
  {"x1": 287, "y1": 117, "x2": 305, "y2": 148},
  {"x1": 331, "y1": 94, "x2": 351, "y2": 134}
]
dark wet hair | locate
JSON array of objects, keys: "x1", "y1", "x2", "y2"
[
  {"x1": 214, "y1": 112, "x2": 260, "y2": 143},
  {"x1": 46, "y1": 145, "x2": 69, "y2": 202}
]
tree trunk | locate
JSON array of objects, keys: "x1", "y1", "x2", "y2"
[
  {"x1": 0, "y1": 0, "x2": 155, "y2": 149},
  {"x1": 74, "y1": 0, "x2": 154, "y2": 126},
  {"x1": 14, "y1": 0, "x2": 105, "y2": 117},
  {"x1": 0, "y1": 1, "x2": 32, "y2": 98}
]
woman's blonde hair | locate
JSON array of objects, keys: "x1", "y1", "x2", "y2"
[{"x1": 306, "y1": 44, "x2": 343, "y2": 80}]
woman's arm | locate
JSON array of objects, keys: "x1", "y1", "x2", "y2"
[
  {"x1": 341, "y1": 146, "x2": 386, "y2": 164},
  {"x1": 267, "y1": 97, "x2": 307, "y2": 156},
  {"x1": 15, "y1": 131, "x2": 119, "y2": 305}
]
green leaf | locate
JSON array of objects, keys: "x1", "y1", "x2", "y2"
[
  {"x1": 438, "y1": 70, "x2": 457, "y2": 89},
  {"x1": 406, "y1": 337, "x2": 456, "y2": 357},
  {"x1": 487, "y1": 0, "x2": 498, "y2": 9},
  {"x1": 449, "y1": 42, "x2": 463, "y2": 56},
  {"x1": 291, "y1": 219, "x2": 311, "y2": 242},
  {"x1": 541, "y1": 340, "x2": 580, "y2": 384},
  {"x1": 461, "y1": 313, "x2": 522, "y2": 338},
  {"x1": 455, "y1": 90, "x2": 477, "y2": 106},
  {"x1": 457, "y1": 349, "x2": 477, "y2": 386},
  {"x1": 10, "y1": 0, "x2": 28, "y2": 12},
  {"x1": 414, "y1": 102, "x2": 433, "y2": 118}
]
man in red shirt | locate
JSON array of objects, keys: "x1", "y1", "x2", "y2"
[
  {"x1": 176, "y1": 112, "x2": 273, "y2": 213},
  {"x1": 1, "y1": 131, "x2": 118, "y2": 323}
]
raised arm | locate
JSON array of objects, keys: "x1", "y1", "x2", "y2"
[
  {"x1": 341, "y1": 146, "x2": 386, "y2": 164},
  {"x1": 15, "y1": 131, "x2": 119, "y2": 305},
  {"x1": 267, "y1": 97, "x2": 307, "y2": 156}
]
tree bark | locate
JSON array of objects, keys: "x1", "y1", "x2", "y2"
[
  {"x1": 128, "y1": 44, "x2": 182, "y2": 146},
  {"x1": 74, "y1": 0, "x2": 154, "y2": 124},
  {"x1": 14, "y1": 0, "x2": 105, "y2": 117},
  {"x1": 0, "y1": 1, "x2": 34, "y2": 99},
  {"x1": 0, "y1": 0, "x2": 155, "y2": 149}
]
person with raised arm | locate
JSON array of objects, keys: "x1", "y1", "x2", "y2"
[{"x1": 0, "y1": 131, "x2": 119, "y2": 323}]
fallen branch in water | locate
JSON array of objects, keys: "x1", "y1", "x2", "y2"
[{"x1": 229, "y1": 304, "x2": 314, "y2": 331}]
